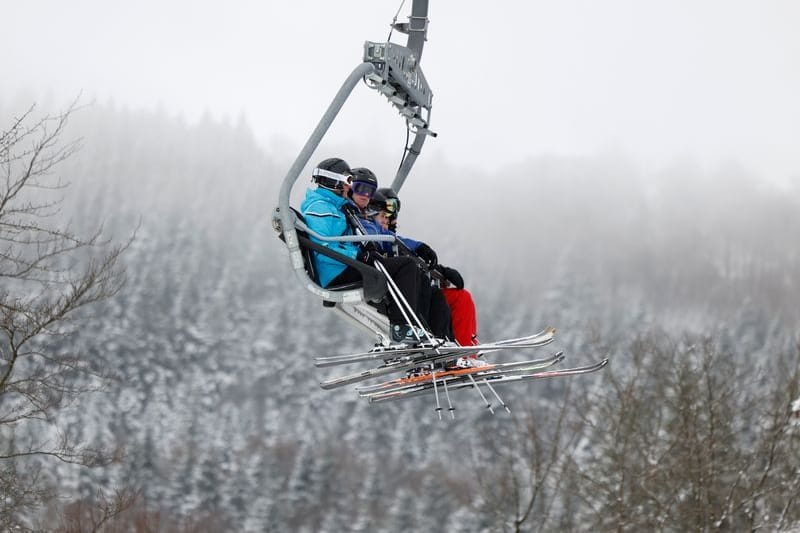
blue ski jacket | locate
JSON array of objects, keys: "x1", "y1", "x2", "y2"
[{"x1": 300, "y1": 187, "x2": 359, "y2": 287}]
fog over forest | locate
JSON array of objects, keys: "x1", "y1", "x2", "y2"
[{"x1": 1, "y1": 99, "x2": 799, "y2": 531}]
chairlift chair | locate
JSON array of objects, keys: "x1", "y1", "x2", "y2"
[{"x1": 273, "y1": 0, "x2": 436, "y2": 346}]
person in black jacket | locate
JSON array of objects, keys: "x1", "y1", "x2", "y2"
[{"x1": 373, "y1": 188, "x2": 485, "y2": 362}]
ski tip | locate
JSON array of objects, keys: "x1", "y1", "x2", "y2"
[{"x1": 319, "y1": 377, "x2": 355, "y2": 390}]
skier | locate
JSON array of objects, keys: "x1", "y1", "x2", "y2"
[
  {"x1": 375, "y1": 187, "x2": 481, "y2": 351},
  {"x1": 364, "y1": 190, "x2": 433, "y2": 261},
  {"x1": 347, "y1": 167, "x2": 378, "y2": 215},
  {"x1": 300, "y1": 157, "x2": 433, "y2": 344},
  {"x1": 339, "y1": 167, "x2": 450, "y2": 341},
  {"x1": 299, "y1": 157, "x2": 358, "y2": 288}
]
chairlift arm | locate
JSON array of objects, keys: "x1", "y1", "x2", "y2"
[{"x1": 277, "y1": 62, "x2": 376, "y2": 304}]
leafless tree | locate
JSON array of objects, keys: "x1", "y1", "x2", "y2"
[
  {"x1": 50, "y1": 488, "x2": 140, "y2": 533},
  {"x1": 476, "y1": 334, "x2": 800, "y2": 532},
  {"x1": 0, "y1": 102, "x2": 131, "y2": 529},
  {"x1": 470, "y1": 381, "x2": 583, "y2": 533},
  {"x1": 567, "y1": 335, "x2": 800, "y2": 532}
]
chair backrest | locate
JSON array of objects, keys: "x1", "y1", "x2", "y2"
[
  {"x1": 276, "y1": 208, "x2": 320, "y2": 284},
  {"x1": 277, "y1": 207, "x2": 386, "y2": 300},
  {"x1": 290, "y1": 209, "x2": 321, "y2": 284}
]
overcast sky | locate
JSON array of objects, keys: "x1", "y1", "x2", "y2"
[{"x1": 4, "y1": 0, "x2": 800, "y2": 182}]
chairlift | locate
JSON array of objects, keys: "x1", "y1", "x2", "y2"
[
  {"x1": 272, "y1": 2, "x2": 609, "y2": 414},
  {"x1": 273, "y1": 0, "x2": 436, "y2": 345}
]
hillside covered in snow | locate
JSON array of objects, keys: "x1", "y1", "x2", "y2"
[{"x1": 2, "y1": 101, "x2": 799, "y2": 531}]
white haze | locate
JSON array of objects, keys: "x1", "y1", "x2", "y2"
[{"x1": 3, "y1": 0, "x2": 800, "y2": 183}]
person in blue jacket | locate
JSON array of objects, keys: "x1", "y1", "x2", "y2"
[
  {"x1": 299, "y1": 157, "x2": 359, "y2": 287},
  {"x1": 300, "y1": 158, "x2": 431, "y2": 344},
  {"x1": 358, "y1": 188, "x2": 436, "y2": 265}
]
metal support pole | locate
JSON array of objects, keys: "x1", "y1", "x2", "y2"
[
  {"x1": 392, "y1": 132, "x2": 427, "y2": 194},
  {"x1": 392, "y1": 0, "x2": 430, "y2": 194}
]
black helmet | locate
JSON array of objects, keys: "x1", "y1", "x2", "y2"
[
  {"x1": 377, "y1": 187, "x2": 400, "y2": 219},
  {"x1": 312, "y1": 157, "x2": 352, "y2": 191},
  {"x1": 366, "y1": 189, "x2": 388, "y2": 216},
  {"x1": 349, "y1": 167, "x2": 378, "y2": 198}
]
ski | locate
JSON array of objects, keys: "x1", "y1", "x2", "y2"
[
  {"x1": 318, "y1": 333, "x2": 557, "y2": 390},
  {"x1": 355, "y1": 351, "x2": 566, "y2": 395},
  {"x1": 364, "y1": 358, "x2": 610, "y2": 403},
  {"x1": 314, "y1": 326, "x2": 556, "y2": 368}
]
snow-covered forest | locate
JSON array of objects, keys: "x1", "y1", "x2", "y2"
[{"x1": 1, "y1": 100, "x2": 799, "y2": 531}]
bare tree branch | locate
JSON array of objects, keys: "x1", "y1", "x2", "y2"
[{"x1": 0, "y1": 101, "x2": 131, "y2": 530}]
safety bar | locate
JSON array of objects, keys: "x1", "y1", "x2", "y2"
[{"x1": 296, "y1": 219, "x2": 395, "y2": 245}]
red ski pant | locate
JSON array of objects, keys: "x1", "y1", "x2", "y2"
[{"x1": 442, "y1": 288, "x2": 478, "y2": 347}]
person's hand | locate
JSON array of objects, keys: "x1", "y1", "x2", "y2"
[
  {"x1": 357, "y1": 247, "x2": 382, "y2": 264},
  {"x1": 415, "y1": 242, "x2": 438, "y2": 268},
  {"x1": 437, "y1": 265, "x2": 464, "y2": 289},
  {"x1": 341, "y1": 203, "x2": 360, "y2": 216}
]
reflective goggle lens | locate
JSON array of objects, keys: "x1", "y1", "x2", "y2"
[
  {"x1": 385, "y1": 197, "x2": 399, "y2": 216},
  {"x1": 350, "y1": 181, "x2": 376, "y2": 198}
]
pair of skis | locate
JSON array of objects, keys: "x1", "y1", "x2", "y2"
[
  {"x1": 360, "y1": 354, "x2": 608, "y2": 407},
  {"x1": 314, "y1": 327, "x2": 608, "y2": 417},
  {"x1": 315, "y1": 327, "x2": 558, "y2": 389}
]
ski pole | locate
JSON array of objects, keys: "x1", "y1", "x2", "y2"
[
  {"x1": 431, "y1": 369, "x2": 442, "y2": 420},
  {"x1": 373, "y1": 259, "x2": 418, "y2": 339},
  {"x1": 482, "y1": 379, "x2": 511, "y2": 414},
  {"x1": 467, "y1": 374, "x2": 494, "y2": 414},
  {"x1": 442, "y1": 377, "x2": 456, "y2": 419},
  {"x1": 346, "y1": 210, "x2": 437, "y2": 347},
  {"x1": 373, "y1": 259, "x2": 439, "y2": 347}
]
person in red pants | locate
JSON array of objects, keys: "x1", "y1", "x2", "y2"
[
  {"x1": 436, "y1": 266, "x2": 479, "y2": 348},
  {"x1": 375, "y1": 188, "x2": 484, "y2": 363}
]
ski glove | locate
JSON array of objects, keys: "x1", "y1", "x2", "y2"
[
  {"x1": 341, "y1": 203, "x2": 360, "y2": 217},
  {"x1": 415, "y1": 242, "x2": 438, "y2": 268},
  {"x1": 357, "y1": 247, "x2": 382, "y2": 265},
  {"x1": 437, "y1": 265, "x2": 464, "y2": 289}
]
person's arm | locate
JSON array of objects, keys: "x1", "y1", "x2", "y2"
[
  {"x1": 436, "y1": 265, "x2": 464, "y2": 289},
  {"x1": 305, "y1": 204, "x2": 358, "y2": 259}
]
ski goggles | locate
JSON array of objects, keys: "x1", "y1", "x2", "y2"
[
  {"x1": 350, "y1": 180, "x2": 377, "y2": 198},
  {"x1": 384, "y1": 197, "x2": 400, "y2": 218},
  {"x1": 365, "y1": 206, "x2": 384, "y2": 218},
  {"x1": 312, "y1": 168, "x2": 352, "y2": 184}
]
